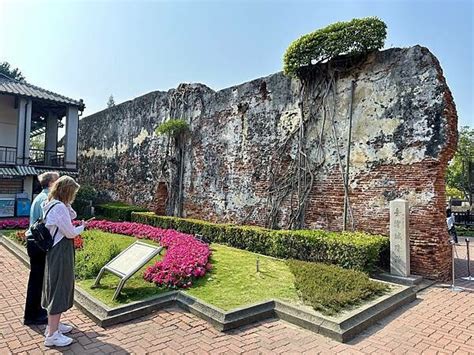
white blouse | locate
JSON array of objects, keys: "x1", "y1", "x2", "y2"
[
  {"x1": 43, "y1": 199, "x2": 84, "y2": 247},
  {"x1": 447, "y1": 215, "x2": 455, "y2": 230}
]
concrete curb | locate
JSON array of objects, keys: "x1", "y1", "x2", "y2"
[{"x1": 0, "y1": 234, "x2": 417, "y2": 343}]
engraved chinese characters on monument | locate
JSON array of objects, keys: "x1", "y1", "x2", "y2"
[{"x1": 390, "y1": 199, "x2": 410, "y2": 277}]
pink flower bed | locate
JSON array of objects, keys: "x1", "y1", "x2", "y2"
[
  {"x1": 0, "y1": 218, "x2": 29, "y2": 230},
  {"x1": 87, "y1": 220, "x2": 212, "y2": 289}
]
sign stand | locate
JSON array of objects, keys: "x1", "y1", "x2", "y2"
[
  {"x1": 93, "y1": 241, "x2": 163, "y2": 300},
  {"x1": 451, "y1": 241, "x2": 463, "y2": 292},
  {"x1": 462, "y1": 238, "x2": 474, "y2": 281}
]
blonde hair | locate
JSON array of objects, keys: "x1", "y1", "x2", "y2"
[{"x1": 49, "y1": 176, "x2": 80, "y2": 204}]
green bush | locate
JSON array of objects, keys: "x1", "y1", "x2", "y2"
[
  {"x1": 95, "y1": 202, "x2": 149, "y2": 221},
  {"x1": 75, "y1": 230, "x2": 121, "y2": 279},
  {"x1": 76, "y1": 184, "x2": 99, "y2": 201},
  {"x1": 283, "y1": 17, "x2": 387, "y2": 77},
  {"x1": 73, "y1": 184, "x2": 98, "y2": 218},
  {"x1": 288, "y1": 259, "x2": 388, "y2": 316},
  {"x1": 156, "y1": 119, "x2": 189, "y2": 137},
  {"x1": 457, "y1": 226, "x2": 474, "y2": 238},
  {"x1": 132, "y1": 212, "x2": 389, "y2": 273}
]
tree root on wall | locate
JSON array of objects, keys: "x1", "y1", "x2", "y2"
[{"x1": 266, "y1": 63, "x2": 356, "y2": 230}]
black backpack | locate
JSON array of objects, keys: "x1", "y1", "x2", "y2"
[{"x1": 27, "y1": 202, "x2": 60, "y2": 252}]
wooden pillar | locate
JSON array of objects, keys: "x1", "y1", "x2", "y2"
[
  {"x1": 45, "y1": 111, "x2": 58, "y2": 165},
  {"x1": 16, "y1": 98, "x2": 32, "y2": 165},
  {"x1": 64, "y1": 106, "x2": 79, "y2": 169}
]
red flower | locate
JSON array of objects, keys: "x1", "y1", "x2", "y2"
[
  {"x1": 74, "y1": 235, "x2": 84, "y2": 250},
  {"x1": 14, "y1": 230, "x2": 27, "y2": 245}
]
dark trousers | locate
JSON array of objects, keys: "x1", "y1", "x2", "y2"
[
  {"x1": 24, "y1": 240, "x2": 47, "y2": 321},
  {"x1": 449, "y1": 227, "x2": 458, "y2": 244}
]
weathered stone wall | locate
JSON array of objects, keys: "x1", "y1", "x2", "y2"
[{"x1": 79, "y1": 46, "x2": 457, "y2": 279}]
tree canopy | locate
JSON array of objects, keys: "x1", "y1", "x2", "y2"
[
  {"x1": 156, "y1": 119, "x2": 189, "y2": 138},
  {"x1": 283, "y1": 17, "x2": 387, "y2": 77},
  {"x1": 0, "y1": 61, "x2": 25, "y2": 81},
  {"x1": 107, "y1": 95, "x2": 116, "y2": 108},
  {"x1": 446, "y1": 126, "x2": 474, "y2": 204}
]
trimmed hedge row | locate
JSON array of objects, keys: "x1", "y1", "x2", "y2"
[
  {"x1": 95, "y1": 202, "x2": 149, "y2": 221},
  {"x1": 288, "y1": 259, "x2": 388, "y2": 316},
  {"x1": 131, "y1": 212, "x2": 389, "y2": 273}
]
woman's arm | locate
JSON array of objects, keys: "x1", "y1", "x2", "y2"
[{"x1": 54, "y1": 205, "x2": 84, "y2": 239}]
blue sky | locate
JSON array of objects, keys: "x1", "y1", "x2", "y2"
[{"x1": 0, "y1": 0, "x2": 472, "y2": 127}]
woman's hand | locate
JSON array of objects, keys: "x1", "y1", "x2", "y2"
[{"x1": 82, "y1": 217, "x2": 96, "y2": 228}]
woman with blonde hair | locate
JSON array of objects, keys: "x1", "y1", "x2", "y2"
[{"x1": 42, "y1": 176, "x2": 86, "y2": 347}]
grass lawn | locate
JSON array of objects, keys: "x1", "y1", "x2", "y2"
[
  {"x1": 185, "y1": 244, "x2": 298, "y2": 310},
  {"x1": 76, "y1": 231, "x2": 299, "y2": 309},
  {"x1": 1, "y1": 229, "x2": 20, "y2": 239},
  {"x1": 2, "y1": 228, "x2": 388, "y2": 315}
]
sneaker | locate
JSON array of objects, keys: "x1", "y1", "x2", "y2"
[
  {"x1": 44, "y1": 323, "x2": 73, "y2": 336},
  {"x1": 44, "y1": 330, "x2": 73, "y2": 347}
]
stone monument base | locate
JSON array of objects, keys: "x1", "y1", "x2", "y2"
[{"x1": 376, "y1": 273, "x2": 423, "y2": 287}]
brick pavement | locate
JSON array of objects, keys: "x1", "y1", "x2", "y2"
[{"x1": 1, "y1": 244, "x2": 474, "y2": 354}]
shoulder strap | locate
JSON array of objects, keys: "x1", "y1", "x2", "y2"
[
  {"x1": 43, "y1": 202, "x2": 61, "y2": 220},
  {"x1": 44, "y1": 202, "x2": 61, "y2": 246}
]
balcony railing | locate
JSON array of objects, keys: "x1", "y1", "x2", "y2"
[
  {"x1": 0, "y1": 146, "x2": 17, "y2": 165},
  {"x1": 30, "y1": 149, "x2": 65, "y2": 167},
  {"x1": 0, "y1": 146, "x2": 71, "y2": 168}
]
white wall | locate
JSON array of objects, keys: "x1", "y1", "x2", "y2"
[
  {"x1": 0, "y1": 95, "x2": 18, "y2": 147},
  {"x1": 24, "y1": 176, "x2": 33, "y2": 200}
]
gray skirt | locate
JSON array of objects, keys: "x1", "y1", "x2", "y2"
[{"x1": 42, "y1": 237, "x2": 75, "y2": 315}]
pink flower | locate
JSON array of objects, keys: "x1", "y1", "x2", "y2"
[
  {"x1": 86, "y1": 220, "x2": 212, "y2": 289},
  {"x1": 0, "y1": 218, "x2": 29, "y2": 230}
]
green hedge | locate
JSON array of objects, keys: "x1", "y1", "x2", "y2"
[
  {"x1": 72, "y1": 184, "x2": 98, "y2": 218},
  {"x1": 96, "y1": 202, "x2": 149, "y2": 221},
  {"x1": 288, "y1": 259, "x2": 388, "y2": 316},
  {"x1": 132, "y1": 212, "x2": 389, "y2": 273},
  {"x1": 75, "y1": 230, "x2": 122, "y2": 279}
]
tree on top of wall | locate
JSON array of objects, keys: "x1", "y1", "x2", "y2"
[
  {"x1": 283, "y1": 17, "x2": 387, "y2": 78},
  {"x1": 156, "y1": 119, "x2": 189, "y2": 137},
  {"x1": 267, "y1": 17, "x2": 387, "y2": 231},
  {"x1": 0, "y1": 61, "x2": 25, "y2": 81},
  {"x1": 107, "y1": 95, "x2": 116, "y2": 108}
]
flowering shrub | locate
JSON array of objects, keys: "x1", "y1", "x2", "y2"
[
  {"x1": 74, "y1": 235, "x2": 84, "y2": 250},
  {"x1": 14, "y1": 230, "x2": 27, "y2": 245},
  {"x1": 86, "y1": 220, "x2": 212, "y2": 288},
  {"x1": 0, "y1": 218, "x2": 29, "y2": 230},
  {"x1": 11, "y1": 229, "x2": 84, "y2": 250}
]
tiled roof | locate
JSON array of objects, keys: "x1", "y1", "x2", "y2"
[
  {"x1": 35, "y1": 168, "x2": 79, "y2": 176},
  {"x1": 0, "y1": 166, "x2": 78, "y2": 177},
  {"x1": 0, "y1": 73, "x2": 84, "y2": 109},
  {"x1": 0, "y1": 167, "x2": 20, "y2": 176},
  {"x1": 15, "y1": 166, "x2": 37, "y2": 176}
]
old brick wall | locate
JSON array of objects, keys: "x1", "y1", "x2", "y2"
[{"x1": 79, "y1": 46, "x2": 457, "y2": 279}]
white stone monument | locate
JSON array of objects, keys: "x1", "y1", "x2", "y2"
[{"x1": 390, "y1": 199, "x2": 410, "y2": 277}]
